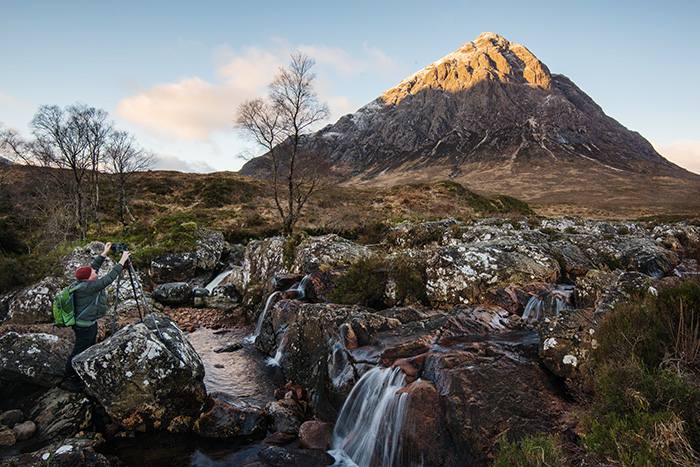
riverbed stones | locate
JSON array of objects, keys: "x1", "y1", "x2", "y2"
[{"x1": 71, "y1": 315, "x2": 206, "y2": 431}]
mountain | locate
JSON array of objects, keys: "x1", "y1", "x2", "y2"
[{"x1": 240, "y1": 32, "x2": 700, "y2": 210}]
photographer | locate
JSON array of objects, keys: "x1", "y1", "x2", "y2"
[{"x1": 60, "y1": 242, "x2": 130, "y2": 392}]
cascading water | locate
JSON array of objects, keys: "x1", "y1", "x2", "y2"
[
  {"x1": 331, "y1": 367, "x2": 408, "y2": 467},
  {"x1": 522, "y1": 284, "x2": 574, "y2": 321},
  {"x1": 249, "y1": 274, "x2": 311, "y2": 343},
  {"x1": 204, "y1": 269, "x2": 233, "y2": 292}
]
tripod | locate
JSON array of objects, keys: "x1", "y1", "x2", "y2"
[{"x1": 111, "y1": 259, "x2": 163, "y2": 340}]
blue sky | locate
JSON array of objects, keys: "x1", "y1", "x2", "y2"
[{"x1": 2, "y1": 0, "x2": 699, "y2": 174}]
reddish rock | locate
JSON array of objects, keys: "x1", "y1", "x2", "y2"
[
  {"x1": 397, "y1": 380, "x2": 460, "y2": 466},
  {"x1": 12, "y1": 420, "x2": 36, "y2": 441},
  {"x1": 379, "y1": 338, "x2": 432, "y2": 366},
  {"x1": 298, "y1": 420, "x2": 334, "y2": 451}
]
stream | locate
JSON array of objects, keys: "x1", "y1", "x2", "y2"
[{"x1": 110, "y1": 325, "x2": 285, "y2": 466}]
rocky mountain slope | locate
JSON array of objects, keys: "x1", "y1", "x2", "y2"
[{"x1": 240, "y1": 32, "x2": 700, "y2": 211}]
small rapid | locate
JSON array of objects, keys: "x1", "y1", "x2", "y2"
[{"x1": 331, "y1": 367, "x2": 408, "y2": 467}]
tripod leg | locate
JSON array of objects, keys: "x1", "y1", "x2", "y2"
[
  {"x1": 127, "y1": 266, "x2": 144, "y2": 322},
  {"x1": 127, "y1": 262, "x2": 164, "y2": 340},
  {"x1": 111, "y1": 272, "x2": 123, "y2": 335}
]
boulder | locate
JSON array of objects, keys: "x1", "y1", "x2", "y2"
[
  {"x1": 421, "y1": 335, "x2": 565, "y2": 462},
  {"x1": 71, "y1": 315, "x2": 206, "y2": 431},
  {"x1": 152, "y1": 282, "x2": 192, "y2": 306},
  {"x1": 150, "y1": 252, "x2": 197, "y2": 284},
  {"x1": 238, "y1": 237, "x2": 288, "y2": 290},
  {"x1": 29, "y1": 388, "x2": 98, "y2": 440},
  {"x1": 293, "y1": 234, "x2": 373, "y2": 273},
  {"x1": 12, "y1": 420, "x2": 36, "y2": 441},
  {"x1": 539, "y1": 307, "x2": 597, "y2": 378},
  {"x1": 298, "y1": 420, "x2": 334, "y2": 450},
  {"x1": 266, "y1": 399, "x2": 307, "y2": 435},
  {"x1": 195, "y1": 229, "x2": 228, "y2": 271},
  {"x1": 0, "y1": 409, "x2": 24, "y2": 427},
  {"x1": 0, "y1": 332, "x2": 72, "y2": 386},
  {"x1": 193, "y1": 392, "x2": 268, "y2": 438},
  {"x1": 0, "y1": 425, "x2": 16, "y2": 446},
  {"x1": 397, "y1": 379, "x2": 460, "y2": 466},
  {"x1": 387, "y1": 218, "x2": 460, "y2": 249},
  {"x1": 420, "y1": 242, "x2": 560, "y2": 307},
  {"x1": 5, "y1": 277, "x2": 63, "y2": 325}
]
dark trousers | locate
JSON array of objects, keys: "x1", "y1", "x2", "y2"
[{"x1": 63, "y1": 322, "x2": 98, "y2": 382}]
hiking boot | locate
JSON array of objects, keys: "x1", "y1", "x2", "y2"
[{"x1": 59, "y1": 378, "x2": 82, "y2": 393}]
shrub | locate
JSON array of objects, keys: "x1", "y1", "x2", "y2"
[
  {"x1": 330, "y1": 255, "x2": 429, "y2": 309},
  {"x1": 330, "y1": 256, "x2": 389, "y2": 309},
  {"x1": 582, "y1": 281, "x2": 700, "y2": 463}
]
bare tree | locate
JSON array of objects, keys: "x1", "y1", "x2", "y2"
[
  {"x1": 29, "y1": 103, "x2": 111, "y2": 239},
  {"x1": 236, "y1": 52, "x2": 329, "y2": 235},
  {"x1": 105, "y1": 130, "x2": 155, "y2": 226}
]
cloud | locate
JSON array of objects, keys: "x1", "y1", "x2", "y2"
[
  {"x1": 116, "y1": 47, "x2": 284, "y2": 141},
  {"x1": 116, "y1": 42, "x2": 395, "y2": 146},
  {"x1": 652, "y1": 140, "x2": 700, "y2": 175},
  {"x1": 0, "y1": 93, "x2": 35, "y2": 113},
  {"x1": 152, "y1": 153, "x2": 218, "y2": 173}
]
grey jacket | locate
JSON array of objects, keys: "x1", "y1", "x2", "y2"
[{"x1": 70, "y1": 255, "x2": 123, "y2": 327}]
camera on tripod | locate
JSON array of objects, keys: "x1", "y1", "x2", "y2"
[{"x1": 113, "y1": 242, "x2": 129, "y2": 254}]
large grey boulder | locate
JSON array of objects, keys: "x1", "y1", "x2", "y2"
[
  {"x1": 5, "y1": 277, "x2": 62, "y2": 325},
  {"x1": 292, "y1": 234, "x2": 373, "y2": 273},
  {"x1": 152, "y1": 282, "x2": 192, "y2": 306},
  {"x1": 0, "y1": 332, "x2": 71, "y2": 386},
  {"x1": 149, "y1": 252, "x2": 198, "y2": 284},
  {"x1": 196, "y1": 229, "x2": 228, "y2": 271},
  {"x1": 71, "y1": 315, "x2": 206, "y2": 431},
  {"x1": 238, "y1": 236, "x2": 288, "y2": 290}
]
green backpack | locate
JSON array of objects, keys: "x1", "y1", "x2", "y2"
[{"x1": 53, "y1": 286, "x2": 82, "y2": 327}]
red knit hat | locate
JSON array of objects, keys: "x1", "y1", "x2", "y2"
[{"x1": 75, "y1": 267, "x2": 93, "y2": 280}]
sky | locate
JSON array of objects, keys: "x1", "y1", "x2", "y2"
[{"x1": 2, "y1": 0, "x2": 699, "y2": 174}]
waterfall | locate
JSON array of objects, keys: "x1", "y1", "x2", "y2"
[
  {"x1": 521, "y1": 285, "x2": 574, "y2": 321},
  {"x1": 331, "y1": 367, "x2": 408, "y2": 467},
  {"x1": 204, "y1": 269, "x2": 233, "y2": 292},
  {"x1": 249, "y1": 274, "x2": 311, "y2": 342}
]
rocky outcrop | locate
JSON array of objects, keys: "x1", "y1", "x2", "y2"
[
  {"x1": 0, "y1": 332, "x2": 71, "y2": 386},
  {"x1": 71, "y1": 315, "x2": 206, "y2": 431},
  {"x1": 150, "y1": 229, "x2": 230, "y2": 285}
]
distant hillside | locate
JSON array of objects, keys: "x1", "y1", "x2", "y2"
[{"x1": 240, "y1": 32, "x2": 700, "y2": 213}]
